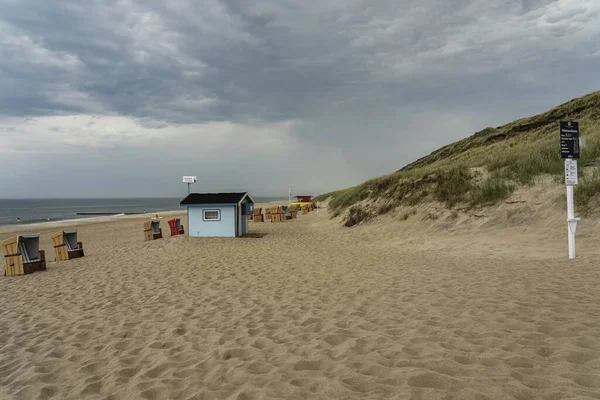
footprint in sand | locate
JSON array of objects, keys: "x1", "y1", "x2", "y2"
[
  {"x1": 142, "y1": 363, "x2": 172, "y2": 379},
  {"x1": 80, "y1": 380, "x2": 102, "y2": 396},
  {"x1": 408, "y1": 371, "x2": 464, "y2": 391},
  {"x1": 293, "y1": 359, "x2": 328, "y2": 371}
]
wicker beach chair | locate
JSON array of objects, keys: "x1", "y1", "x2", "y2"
[
  {"x1": 168, "y1": 218, "x2": 185, "y2": 236},
  {"x1": 282, "y1": 206, "x2": 295, "y2": 220},
  {"x1": 1, "y1": 235, "x2": 46, "y2": 276},
  {"x1": 50, "y1": 230, "x2": 85, "y2": 261},
  {"x1": 176, "y1": 219, "x2": 184, "y2": 235},
  {"x1": 144, "y1": 220, "x2": 163, "y2": 241}
]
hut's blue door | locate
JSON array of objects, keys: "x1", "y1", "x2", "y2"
[{"x1": 241, "y1": 213, "x2": 247, "y2": 235}]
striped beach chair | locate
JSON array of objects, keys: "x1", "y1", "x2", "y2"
[
  {"x1": 144, "y1": 220, "x2": 163, "y2": 241},
  {"x1": 1, "y1": 235, "x2": 46, "y2": 276},
  {"x1": 50, "y1": 230, "x2": 85, "y2": 261},
  {"x1": 168, "y1": 218, "x2": 185, "y2": 236}
]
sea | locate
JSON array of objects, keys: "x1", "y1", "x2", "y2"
[{"x1": 0, "y1": 197, "x2": 285, "y2": 226}]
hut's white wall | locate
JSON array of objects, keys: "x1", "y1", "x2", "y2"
[{"x1": 188, "y1": 206, "x2": 236, "y2": 237}]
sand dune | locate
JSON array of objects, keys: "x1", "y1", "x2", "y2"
[{"x1": 1, "y1": 204, "x2": 600, "y2": 399}]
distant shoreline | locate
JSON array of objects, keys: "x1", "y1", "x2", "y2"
[
  {"x1": 0, "y1": 197, "x2": 288, "y2": 228},
  {"x1": 0, "y1": 198, "x2": 291, "y2": 230},
  {"x1": 0, "y1": 211, "x2": 182, "y2": 228},
  {"x1": 0, "y1": 210, "x2": 187, "y2": 233}
]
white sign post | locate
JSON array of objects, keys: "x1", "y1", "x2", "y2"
[
  {"x1": 565, "y1": 160, "x2": 580, "y2": 259},
  {"x1": 560, "y1": 121, "x2": 581, "y2": 259},
  {"x1": 183, "y1": 176, "x2": 197, "y2": 194}
]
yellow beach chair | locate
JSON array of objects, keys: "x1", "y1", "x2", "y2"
[
  {"x1": 50, "y1": 230, "x2": 85, "y2": 261},
  {"x1": 1, "y1": 235, "x2": 47, "y2": 276},
  {"x1": 144, "y1": 220, "x2": 162, "y2": 241}
]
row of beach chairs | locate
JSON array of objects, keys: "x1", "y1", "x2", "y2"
[
  {"x1": 1, "y1": 231, "x2": 84, "y2": 276},
  {"x1": 144, "y1": 218, "x2": 184, "y2": 241},
  {"x1": 2, "y1": 218, "x2": 185, "y2": 276},
  {"x1": 3, "y1": 212, "x2": 285, "y2": 276},
  {"x1": 251, "y1": 204, "x2": 312, "y2": 223},
  {"x1": 2, "y1": 218, "x2": 186, "y2": 276}
]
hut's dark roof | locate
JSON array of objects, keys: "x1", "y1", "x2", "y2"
[{"x1": 180, "y1": 192, "x2": 250, "y2": 205}]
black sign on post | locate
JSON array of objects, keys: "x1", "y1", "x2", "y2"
[{"x1": 560, "y1": 121, "x2": 580, "y2": 159}]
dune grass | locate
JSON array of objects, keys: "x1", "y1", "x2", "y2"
[
  {"x1": 432, "y1": 167, "x2": 473, "y2": 206},
  {"x1": 469, "y1": 178, "x2": 515, "y2": 206},
  {"x1": 316, "y1": 91, "x2": 600, "y2": 223}
]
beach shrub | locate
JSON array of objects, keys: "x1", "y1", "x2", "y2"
[
  {"x1": 433, "y1": 166, "x2": 473, "y2": 207},
  {"x1": 344, "y1": 205, "x2": 370, "y2": 227},
  {"x1": 470, "y1": 178, "x2": 515, "y2": 206}
]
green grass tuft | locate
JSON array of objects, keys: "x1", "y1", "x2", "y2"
[
  {"x1": 344, "y1": 205, "x2": 370, "y2": 227},
  {"x1": 470, "y1": 178, "x2": 515, "y2": 206},
  {"x1": 433, "y1": 166, "x2": 473, "y2": 206}
]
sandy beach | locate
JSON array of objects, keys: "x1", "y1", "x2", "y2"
[{"x1": 1, "y1": 202, "x2": 600, "y2": 400}]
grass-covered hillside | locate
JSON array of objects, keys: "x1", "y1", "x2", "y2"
[{"x1": 316, "y1": 91, "x2": 600, "y2": 226}]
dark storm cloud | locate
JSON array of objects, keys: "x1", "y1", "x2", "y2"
[
  {"x1": 1, "y1": 0, "x2": 600, "y2": 197},
  {"x1": 2, "y1": 0, "x2": 599, "y2": 123}
]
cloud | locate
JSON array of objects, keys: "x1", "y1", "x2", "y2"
[
  {"x1": 0, "y1": 0, "x2": 599, "y2": 197},
  {"x1": 0, "y1": 113, "x2": 354, "y2": 197},
  {"x1": 0, "y1": 114, "x2": 301, "y2": 153}
]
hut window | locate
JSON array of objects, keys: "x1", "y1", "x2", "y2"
[{"x1": 203, "y1": 209, "x2": 221, "y2": 221}]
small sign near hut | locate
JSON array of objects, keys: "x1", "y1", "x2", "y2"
[{"x1": 183, "y1": 176, "x2": 197, "y2": 194}]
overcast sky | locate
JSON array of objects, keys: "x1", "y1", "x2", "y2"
[{"x1": 1, "y1": 0, "x2": 599, "y2": 198}]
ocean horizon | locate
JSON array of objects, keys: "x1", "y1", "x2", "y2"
[{"x1": 0, "y1": 197, "x2": 287, "y2": 226}]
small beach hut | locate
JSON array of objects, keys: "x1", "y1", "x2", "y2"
[
  {"x1": 291, "y1": 195, "x2": 313, "y2": 210},
  {"x1": 295, "y1": 195, "x2": 312, "y2": 203},
  {"x1": 179, "y1": 192, "x2": 254, "y2": 237},
  {"x1": 143, "y1": 220, "x2": 163, "y2": 241},
  {"x1": 1, "y1": 234, "x2": 46, "y2": 276},
  {"x1": 50, "y1": 230, "x2": 84, "y2": 261}
]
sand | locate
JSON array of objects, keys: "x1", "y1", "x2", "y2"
[{"x1": 1, "y1": 202, "x2": 600, "y2": 400}]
